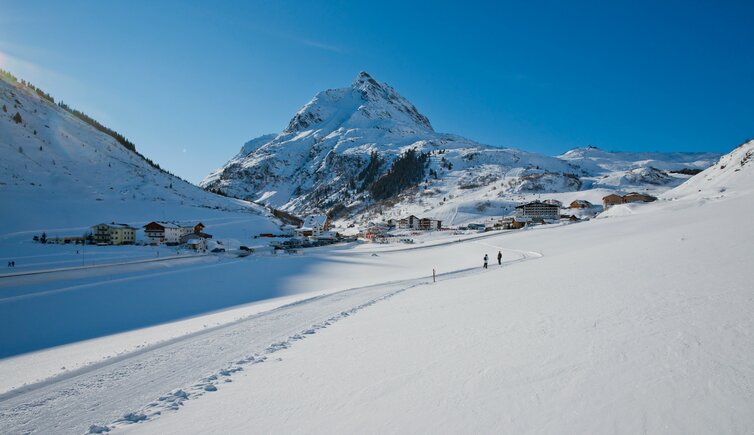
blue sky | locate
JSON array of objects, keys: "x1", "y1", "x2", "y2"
[{"x1": 1, "y1": 0, "x2": 752, "y2": 183}]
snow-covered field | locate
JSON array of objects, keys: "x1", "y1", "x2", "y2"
[
  {"x1": 1, "y1": 141, "x2": 752, "y2": 434},
  {"x1": 131, "y1": 147, "x2": 754, "y2": 435}
]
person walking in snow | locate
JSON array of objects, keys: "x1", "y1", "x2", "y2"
[
  {"x1": 483, "y1": 254, "x2": 488, "y2": 269},
  {"x1": 497, "y1": 251, "x2": 502, "y2": 265}
]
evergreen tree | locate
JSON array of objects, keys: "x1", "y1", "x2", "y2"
[
  {"x1": 357, "y1": 151, "x2": 383, "y2": 188},
  {"x1": 12, "y1": 111, "x2": 22, "y2": 124},
  {"x1": 369, "y1": 149, "x2": 429, "y2": 200}
]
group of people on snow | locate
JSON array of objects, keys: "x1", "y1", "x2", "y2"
[
  {"x1": 482, "y1": 251, "x2": 503, "y2": 269},
  {"x1": 6, "y1": 261, "x2": 16, "y2": 267}
]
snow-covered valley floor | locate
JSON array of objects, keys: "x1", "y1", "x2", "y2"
[
  {"x1": 131, "y1": 192, "x2": 752, "y2": 435},
  {"x1": 2, "y1": 184, "x2": 753, "y2": 434}
]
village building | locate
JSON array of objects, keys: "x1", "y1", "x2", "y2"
[
  {"x1": 47, "y1": 235, "x2": 86, "y2": 245},
  {"x1": 623, "y1": 192, "x2": 658, "y2": 204},
  {"x1": 602, "y1": 194, "x2": 625, "y2": 209},
  {"x1": 315, "y1": 231, "x2": 338, "y2": 241},
  {"x1": 179, "y1": 231, "x2": 212, "y2": 245},
  {"x1": 143, "y1": 221, "x2": 195, "y2": 244},
  {"x1": 484, "y1": 219, "x2": 498, "y2": 230},
  {"x1": 361, "y1": 224, "x2": 389, "y2": 241},
  {"x1": 514, "y1": 201, "x2": 560, "y2": 221},
  {"x1": 185, "y1": 237, "x2": 207, "y2": 252},
  {"x1": 109, "y1": 225, "x2": 136, "y2": 245},
  {"x1": 91, "y1": 223, "x2": 137, "y2": 245},
  {"x1": 418, "y1": 218, "x2": 442, "y2": 231},
  {"x1": 496, "y1": 216, "x2": 532, "y2": 230},
  {"x1": 397, "y1": 215, "x2": 419, "y2": 230},
  {"x1": 294, "y1": 227, "x2": 315, "y2": 238},
  {"x1": 91, "y1": 223, "x2": 112, "y2": 244},
  {"x1": 297, "y1": 215, "x2": 330, "y2": 237},
  {"x1": 570, "y1": 200, "x2": 593, "y2": 209},
  {"x1": 512, "y1": 216, "x2": 531, "y2": 229},
  {"x1": 365, "y1": 227, "x2": 383, "y2": 239},
  {"x1": 602, "y1": 193, "x2": 657, "y2": 209},
  {"x1": 394, "y1": 215, "x2": 441, "y2": 231},
  {"x1": 496, "y1": 217, "x2": 515, "y2": 230}
]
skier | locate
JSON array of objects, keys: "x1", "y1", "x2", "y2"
[
  {"x1": 483, "y1": 254, "x2": 488, "y2": 269},
  {"x1": 497, "y1": 251, "x2": 502, "y2": 265},
  {"x1": 11, "y1": 261, "x2": 15, "y2": 267}
]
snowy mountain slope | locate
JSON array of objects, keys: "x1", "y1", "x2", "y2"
[
  {"x1": 0, "y1": 74, "x2": 279, "y2": 236},
  {"x1": 202, "y1": 72, "x2": 720, "y2": 225},
  {"x1": 234, "y1": 133, "x2": 278, "y2": 160},
  {"x1": 662, "y1": 138, "x2": 754, "y2": 201},
  {"x1": 558, "y1": 146, "x2": 718, "y2": 175}
]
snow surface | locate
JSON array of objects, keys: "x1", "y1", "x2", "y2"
[
  {"x1": 128, "y1": 144, "x2": 754, "y2": 434},
  {"x1": 1, "y1": 142, "x2": 752, "y2": 434}
]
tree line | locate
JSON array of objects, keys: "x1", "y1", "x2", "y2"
[
  {"x1": 0, "y1": 68, "x2": 192, "y2": 183},
  {"x1": 369, "y1": 148, "x2": 429, "y2": 200}
]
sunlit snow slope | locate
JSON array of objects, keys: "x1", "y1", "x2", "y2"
[{"x1": 0, "y1": 75, "x2": 278, "y2": 235}]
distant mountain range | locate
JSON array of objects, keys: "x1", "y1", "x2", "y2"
[{"x1": 201, "y1": 71, "x2": 720, "y2": 225}]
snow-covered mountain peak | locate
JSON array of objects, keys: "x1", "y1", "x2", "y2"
[
  {"x1": 352, "y1": 70, "x2": 379, "y2": 89},
  {"x1": 351, "y1": 71, "x2": 433, "y2": 132},
  {"x1": 282, "y1": 71, "x2": 432, "y2": 136}
]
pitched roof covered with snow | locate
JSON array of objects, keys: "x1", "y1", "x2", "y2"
[
  {"x1": 303, "y1": 215, "x2": 328, "y2": 228},
  {"x1": 515, "y1": 201, "x2": 559, "y2": 209},
  {"x1": 94, "y1": 222, "x2": 136, "y2": 230}
]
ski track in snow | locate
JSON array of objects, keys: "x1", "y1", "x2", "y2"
[{"x1": 0, "y1": 248, "x2": 541, "y2": 435}]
